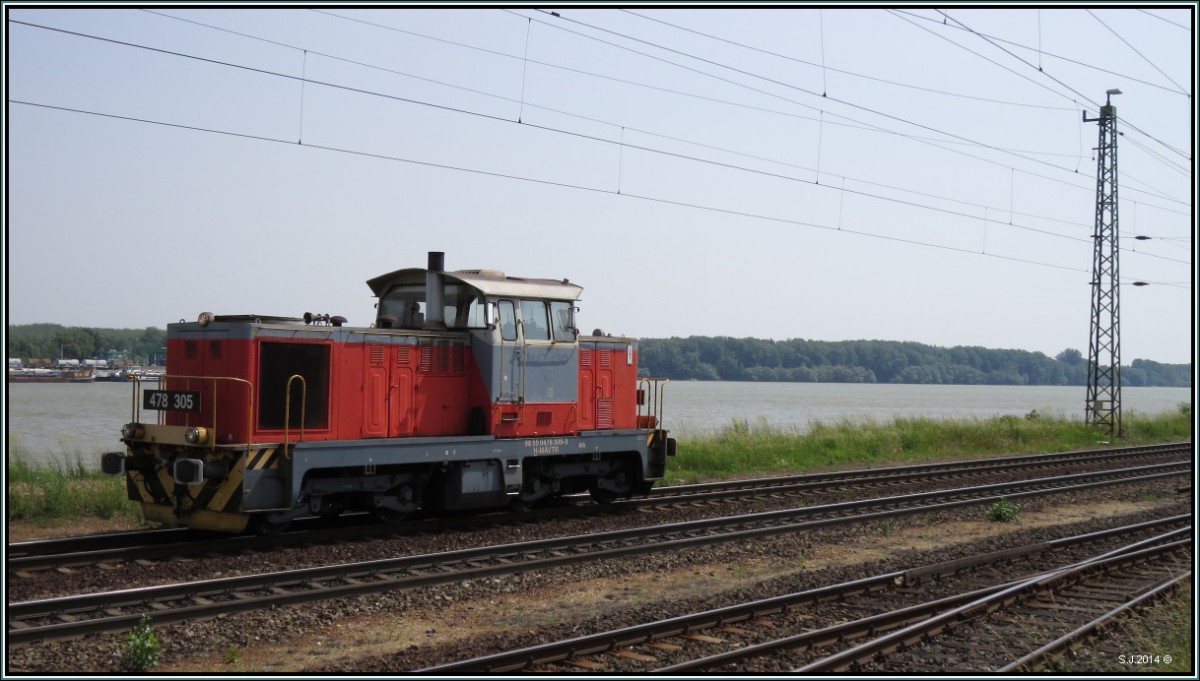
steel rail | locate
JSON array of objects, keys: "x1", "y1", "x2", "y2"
[
  {"x1": 417, "y1": 517, "x2": 1191, "y2": 673},
  {"x1": 795, "y1": 538, "x2": 1193, "y2": 672},
  {"x1": 997, "y1": 570, "x2": 1193, "y2": 672},
  {"x1": 5, "y1": 527, "x2": 196, "y2": 560},
  {"x1": 7, "y1": 461, "x2": 1189, "y2": 644},
  {"x1": 663, "y1": 526, "x2": 1192, "y2": 674},
  {"x1": 646, "y1": 441, "x2": 1190, "y2": 497},
  {"x1": 8, "y1": 442, "x2": 1189, "y2": 571}
]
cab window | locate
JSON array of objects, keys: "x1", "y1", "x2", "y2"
[
  {"x1": 551, "y1": 301, "x2": 575, "y2": 342},
  {"x1": 378, "y1": 284, "x2": 424, "y2": 328},
  {"x1": 520, "y1": 300, "x2": 549, "y2": 341},
  {"x1": 444, "y1": 283, "x2": 486, "y2": 328},
  {"x1": 498, "y1": 300, "x2": 517, "y2": 341}
]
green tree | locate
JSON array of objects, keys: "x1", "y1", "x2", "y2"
[
  {"x1": 1056, "y1": 348, "x2": 1085, "y2": 365},
  {"x1": 635, "y1": 336, "x2": 1190, "y2": 387}
]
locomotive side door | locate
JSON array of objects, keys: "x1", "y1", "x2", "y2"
[
  {"x1": 496, "y1": 300, "x2": 521, "y2": 402},
  {"x1": 362, "y1": 343, "x2": 414, "y2": 438},
  {"x1": 363, "y1": 344, "x2": 389, "y2": 438},
  {"x1": 594, "y1": 342, "x2": 614, "y2": 429}
]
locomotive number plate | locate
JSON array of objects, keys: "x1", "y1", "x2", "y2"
[{"x1": 143, "y1": 390, "x2": 201, "y2": 412}]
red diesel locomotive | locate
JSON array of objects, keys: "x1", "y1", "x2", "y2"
[{"x1": 103, "y1": 253, "x2": 674, "y2": 533}]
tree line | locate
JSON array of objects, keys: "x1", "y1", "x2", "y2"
[
  {"x1": 8, "y1": 324, "x2": 166, "y2": 364},
  {"x1": 637, "y1": 336, "x2": 1191, "y2": 387},
  {"x1": 8, "y1": 325, "x2": 1190, "y2": 387}
]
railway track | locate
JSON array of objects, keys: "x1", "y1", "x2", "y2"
[
  {"x1": 7, "y1": 460, "x2": 1188, "y2": 645},
  {"x1": 9, "y1": 441, "x2": 1189, "y2": 573},
  {"x1": 801, "y1": 535, "x2": 1190, "y2": 673},
  {"x1": 418, "y1": 517, "x2": 1191, "y2": 673}
]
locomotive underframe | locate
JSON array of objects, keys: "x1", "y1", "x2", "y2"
[{"x1": 115, "y1": 427, "x2": 669, "y2": 532}]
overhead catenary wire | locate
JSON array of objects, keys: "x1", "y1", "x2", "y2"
[
  {"x1": 1086, "y1": 9, "x2": 1189, "y2": 96},
  {"x1": 1136, "y1": 8, "x2": 1192, "y2": 31},
  {"x1": 303, "y1": 8, "x2": 1189, "y2": 209},
  {"x1": 818, "y1": 9, "x2": 827, "y2": 96},
  {"x1": 893, "y1": 8, "x2": 1193, "y2": 98},
  {"x1": 517, "y1": 16, "x2": 532, "y2": 124},
  {"x1": 895, "y1": 9, "x2": 1194, "y2": 173},
  {"x1": 888, "y1": 9, "x2": 1086, "y2": 109},
  {"x1": 11, "y1": 14, "x2": 1190, "y2": 266},
  {"x1": 516, "y1": 9, "x2": 1190, "y2": 207},
  {"x1": 897, "y1": 8, "x2": 1194, "y2": 172},
  {"x1": 1120, "y1": 131, "x2": 1191, "y2": 177},
  {"x1": 933, "y1": 9, "x2": 1192, "y2": 162},
  {"x1": 12, "y1": 97, "x2": 1186, "y2": 290},
  {"x1": 0, "y1": 95, "x2": 1146, "y2": 287},
  {"x1": 525, "y1": 9, "x2": 1106, "y2": 179},
  {"x1": 14, "y1": 13, "x2": 1185, "y2": 266},
  {"x1": 311, "y1": 10, "x2": 1080, "y2": 159},
  {"x1": 624, "y1": 9, "x2": 1079, "y2": 111}
]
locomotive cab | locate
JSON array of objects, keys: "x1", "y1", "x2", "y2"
[{"x1": 366, "y1": 256, "x2": 591, "y2": 439}]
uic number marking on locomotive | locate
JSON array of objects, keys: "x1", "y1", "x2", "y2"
[
  {"x1": 143, "y1": 390, "x2": 201, "y2": 413},
  {"x1": 525, "y1": 437, "x2": 569, "y2": 454}
]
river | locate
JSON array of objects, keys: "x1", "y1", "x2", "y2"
[
  {"x1": 5, "y1": 381, "x2": 1193, "y2": 469},
  {"x1": 661, "y1": 381, "x2": 1193, "y2": 437}
]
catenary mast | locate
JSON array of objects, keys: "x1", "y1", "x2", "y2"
[{"x1": 1083, "y1": 89, "x2": 1122, "y2": 437}]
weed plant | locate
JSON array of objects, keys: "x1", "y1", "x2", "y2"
[
  {"x1": 986, "y1": 498, "x2": 1021, "y2": 523},
  {"x1": 1149, "y1": 585, "x2": 1193, "y2": 673},
  {"x1": 123, "y1": 615, "x2": 160, "y2": 671},
  {"x1": 7, "y1": 446, "x2": 140, "y2": 524}
]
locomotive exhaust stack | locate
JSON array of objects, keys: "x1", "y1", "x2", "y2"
[{"x1": 424, "y1": 250, "x2": 446, "y2": 330}]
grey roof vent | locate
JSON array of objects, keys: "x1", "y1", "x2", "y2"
[{"x1": 455, "y1": 269, "x2": 506, "y2": 279}]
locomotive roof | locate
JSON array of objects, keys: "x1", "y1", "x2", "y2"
[{"x1": 366, "y1": 267, "x2": 583, "y2": 301}]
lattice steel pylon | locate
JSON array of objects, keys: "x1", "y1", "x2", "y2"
[{"x1": 1084, "y1": 90, "x2": 1122, "y2": 437}]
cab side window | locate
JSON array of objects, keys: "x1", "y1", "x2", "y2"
[
  {"x1": 498, "y1": 300, "x2": 517, "y2": 341},
  {"x1": 551, "y1": 301, "x2": 575, "y2": 342},
  {"x1": 520, "y1": 300, "x2": 549, "y2": 341}
]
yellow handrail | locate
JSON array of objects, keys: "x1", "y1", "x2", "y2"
[
  {"x1": 130, "y1": 374, "x2": 254, "y2": 458},
  {"x1": 637, "y1": 377, "x2": 668, "y2": 432},
  {"x1": 283, "y1": 374, "x2": 307, "y2": 450}
]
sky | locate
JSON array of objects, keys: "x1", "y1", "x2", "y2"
[{"x1": 4, "y1": 3, "x2": 1195, "y2": 364}]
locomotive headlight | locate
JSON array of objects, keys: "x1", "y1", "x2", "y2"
[
  {"x1": 121, "y1": 423, "x2": 144, "y2": 440},
  {"x1": 184, "y1": 427, "x2": 209, "y2": 445},
  {"x1": 197, "y1": 311, "x2": 215, "y2": 327}
]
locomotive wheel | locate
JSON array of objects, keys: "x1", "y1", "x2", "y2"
[
  {"x1": 249, "y1": 515, "x2": 291, "y2": 535},
  {"x1": 372, "y1": 508, "x2": 409, "y2": 524},
  {"x1": 588, "y1": 487, "x2": 619, "y2": 505},
  {"x1": 589, "y1": 467, "x2": 633, "y2": 505}
]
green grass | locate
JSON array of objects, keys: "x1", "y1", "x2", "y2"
[
  {"x1": 1148, "y1": 585, "x2": 1193, "y2": 673},
  {"x1": 665, "y1": 406, "x2": 1193, "y2": 483},
  {"x1": 6, "y1": 447, "x2": 141, "y2": 524}
]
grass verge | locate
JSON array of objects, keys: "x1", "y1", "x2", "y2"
[
  {"x1": 665, "y1": 404, "x2": 1193, "y2": 483},
  {"x1": 6, "y1": 447, "x2": 141, "y2": 525}
]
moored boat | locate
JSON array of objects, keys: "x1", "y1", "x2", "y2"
[{"x1": 7, "y1": 366, "x2": 95, "y2": 383}]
